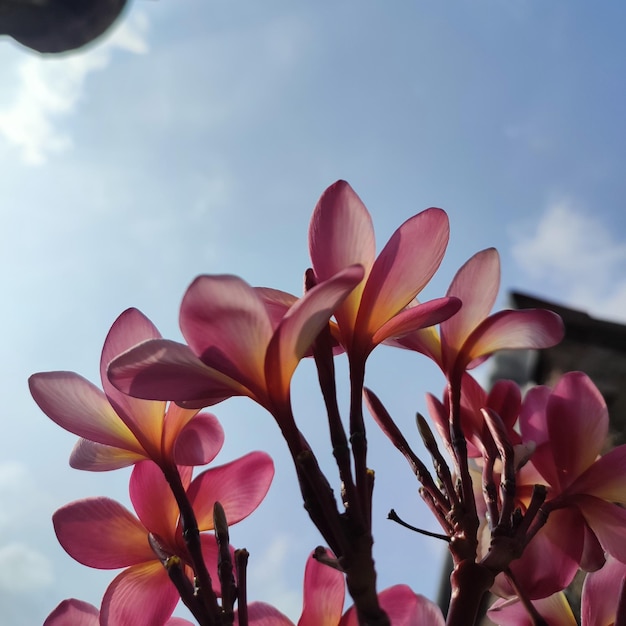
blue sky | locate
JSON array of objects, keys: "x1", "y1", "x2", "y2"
[{"x1": 1, "y1": 1, "x2": 626, "y2": 623}]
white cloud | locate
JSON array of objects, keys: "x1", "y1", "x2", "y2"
[
  {"x1": 0, "y1": 543, "x2": 54, "y2": 592},
  {"x1": 0, "y1": 10, "x2": 149, "y2": 165},
  {"x1": 511, "y1": 198, "x2": 626, "y2": 321},
  {"x1": 247, "y1": 535, "x2": 302, "y2": 619}
]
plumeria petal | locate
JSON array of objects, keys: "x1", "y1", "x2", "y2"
[
  {"x1": 567, "y1": 445, "x2": 626, "y2": 504},
  {"x1": 100, "y1": 561, "x2": 179, "y2": 626},
  {"x1": 576, "y1": 495, "x2": 626, "y2": 563},
  {"x1": 29, "y1": 372, "x2": 143, "y2": 453},
  {"x1": 254, "y1": 287, "x2": 299, "y2": 329},
  {"x1": 99, "y1": 308, "x2": 166, "y2": 457},
  {"x1": 309, "y1": 180, "x2": 376, "y2": 343},
  {"x1": 356, "y1": 208, "x2": 449, "y2": 343},
  {"x1": 129, "y1": 461, "x2": 181, "y2": 544},
  {"x1": 390, "y1": 325, "x2": 442, "y2": 364},
  {"x1": 53, "y1": 498, "x2": 153, "y2": 568},
  {"x1": 242, "y1": 602, "x2": 295, "y2": 626},
  {"x1": 299, "y1": 550, "x2": 344, "y2": 626},
  {"x1": 109, "y1": 338, "x2": 248, "y2": 406},
  {"x1": 371, "y1": 297, "x2": 461, "y2": 346},
  {"x1": 440, "y1": 248, "x2": 500, "y2": 365},
  {"x1": 69, "y1": 438, "x2": 146, "y2": 471},
  {"x1": 487, "y1": 593, "x2": 577, "y2": 626},
  {"x1": 547, "y1": 372, "x2": 608, "y2": 491},
  {"x1": 582, "y1": 555, "x2": 626, "y2": 626},
  {"x1": 180, "y1": 274, "x2": 273, "y2": 395},
  {"x1": 340, "y1": 585, "x2": 445, "y2": 626},
  {"x1": 44, "y1": 599, "x2": 99, "y2": 626},
  {"x1": 459, "y1": 308, "x2": 564, "y2": 371},
  {"x1": 172, "y1": 411, "x2": 225, "y2": 467},
  {"x1": 265, "y1": 265, "x2": 364, "y2": 404},
  {"x1": 187, "y1": 451, "x2": 274, "y2": 530}
]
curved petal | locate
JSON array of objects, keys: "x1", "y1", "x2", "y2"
[
  {"x1": 389, "y1": 325, "x2": 442, "y2": 366},
  {"x1": 187, "y1": 452, "x2": 274, "y2": 530},
  {"x1": 487, "y1": 380, "x2": 522, "y2": 435},
  {"x1": 487, "y1": 593, "x2": 576, "y2": 626},
  {"x1": 582, "y1": 555, "x2": 626, "y2": 626},
  {"x1": 567, "y1": 445, "x2": 626, "y2": 503},
  {"x1": 547, "y1": 372, "x2": 608, "y2": 490},
  {"x1": 100, "y1": 561, "x2": 179, "y2": 626},
  {"x1": 372, "y1": 297, "x2": 461, "y2": 346},
  {"x1": 309, "y1": 180, "x2": 376, "y2": 342},
  {"x1": 459, "y1": 308, "x2": 564, "y2": 371},
  {"x1": 299, "y1": 550, "x2": 344, "y2": 626},
  {"x1": 173, "y1": 412, "x2": 225, "y2": 466},
  {"x1": 265, "y1": 265, "x2": 364, "y2": 403},
  {"x1": 53, "y1": 498, "x2": 152, "y2": 568},
  {"x1": 129, "y1": 461, "x2": 180, "y2": 544},
  {"x1": 356, "y1": 208, "x2": 449, "y2": 343},
  {"x1": 108, "y1": 339, "x2": 248, "y2": 406},
  {"x1": 241, "y1": 602, "x2": 295, "y2": 626},
  {"x1": 100, "y1": 308, "x2": 166, "y2": 457},
  {"x1": 440, "y1": 248, "x2": 500, "y2": 362},
  {"x1": 69, "y1": 438, "x2": 146, "y2": 471},
  {"x1": 577, "y1": 496, "x2": 626, "y2": 563},
  {"x1": 180, "y1": 274, "x2": 273, "y2": 395},
  {"x1": 340, "y1": 585, "x2": 445, "y2": 626},
  {"x1": 44, "y1": 599, "x2": 99, "y2": 626},
  {"x1": 255, "y1": 287, "x2": 298, "y2": 329},
  {"x1": 29, "y1": 372, "x2": 142, "y2": 452}
]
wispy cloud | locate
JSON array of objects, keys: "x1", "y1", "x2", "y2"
[
  {"x1": 0, "y1": 543, "x2": 54, "y2": 592},
  {"x1": 0, "y1": 11, "x2": 149, "y2": 166},
  {"x1": 511, "y1": 198, "x2": 626, "y2": 321}
]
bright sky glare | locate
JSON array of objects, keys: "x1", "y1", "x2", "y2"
[{"x1": 1, "y1": 2, "x2": 626, "y2": 623}]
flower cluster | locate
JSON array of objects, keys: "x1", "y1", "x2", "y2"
[{"x1": 31, "y1": 180, "x2": 626, "y2": 626}]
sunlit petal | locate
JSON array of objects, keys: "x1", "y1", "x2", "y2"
[
  {"x1": 187, "y1": 452, "x2": 274, "y2": 530},
  {"x1": 173, "y1": 412, "x2": 225, "y2": 466},
  {"x1": 265, "y1": 265, "x2": 364, "y2": 403},
  {"x1": 100, "y1": 308, "x2": 166, "y2": 456},
  {"x1": 180, "y1": 274, "x2": 272, "y2": 393},
  {"x1": 100, "y1": 561, "x2": 179, "y2": 626},
  {"x1": 109, "y1": 338, "x2": 247, "y2": 405},
  {"x1": 357, "y1": 208, "x2": 449, "y2": 341},
  {"x1": 69, "y1": 438, "x2": 146, "y2": 471},
  {"x1": 44, "y1": 599, "x2": 99, "y2": 626},
  {"x1": 389, "y1": 325, "x2": 442, "y2": 365},
  {"x1": 129, "y1": 461, "x2": 181, "y2": 543},
  {"x1": 372, "y1": 297, "x2": 460, "y2": 346},
  {"x1": 241, "y1": 602, "x2": 294, "y2": 626},
  {"x1": 299, "y1": 549, "x2": 344, "y2": 626},
  {"x1": 29, "y1": 372, "x2": 142, "y2": 452},
  {"x1": 440, "y1": 248, "x2": 500, "y2": 361},
  {"x1": 459, "y1": 308, "x2": 564, "y2": 370},
  {"x1": 309, "y1": 181, "x2": 376, "y2": 344},
  {"x1": 53, "y1": 498, "x2": 152, "y2": 568}
]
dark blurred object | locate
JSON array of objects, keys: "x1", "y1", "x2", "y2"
[{"x1": 0, "y1": 0, "x2": 128, "y2": 53}]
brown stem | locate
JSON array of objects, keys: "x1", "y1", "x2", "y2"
[{"x1": 445, "y1": 561, "x2": 494, "y2": 626}]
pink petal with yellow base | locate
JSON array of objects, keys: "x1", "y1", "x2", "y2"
[
  {"x1": 487, "y1": 593, "x2": 577, "y2": 626},
  {"x1": 100, "y1": 561, "x2": 179, "y2": 626}
]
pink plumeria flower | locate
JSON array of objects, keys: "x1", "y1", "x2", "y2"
[
  {"x1": 239, "y1": 548, "x2": 445, "y2": 625},
  {"x1": 108, "y1": 266, "x2": 365, "y2": 417},
  {"x1": 54, "y1": 454, "x2": 273, "y2": 626},
  {"x1": 44, "y1": 598, "x2": 194, "y2": 626},
  {"x1": 308, "y1": 180, "x2": 461, "y2": 363},
  {"x1": 393, "y1": 248, "x2": 563, "y2": 380},
  {"x1": 29, "y1": 308, "x2": 224, "y2": 471},
  {"x1": 519, "y1": 371, "x2": 626, "y2": 566}
]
